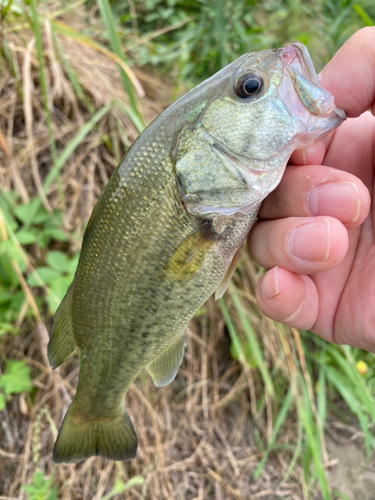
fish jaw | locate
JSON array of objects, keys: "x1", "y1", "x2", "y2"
[{"x1": 277, "y1": 42, "x2": 346, "y2": 148}]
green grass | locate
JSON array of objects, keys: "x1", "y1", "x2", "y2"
[{"x1": 224, "y1": 282, "x2": 375, "y2": 499}]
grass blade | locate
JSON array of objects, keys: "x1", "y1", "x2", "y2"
[
  {"x1": 53, "y1": 32, "x2": 94, "y2": 112},
  {"x1": 253, "y1": 387, "x2": 293, "y2": 479},
  {"x1": 50, "y1": 20, "x2": 145, "y2": 100},
  {"x1": 229, "y1": 288, "x2": 274, "y2": 396},
  {"x1": 43, "y1": 102, "x2": 112, "y2": 192},
  {"x1": 280, "y1": 417, "x2": 303, "y2": 484},
  {"x1": 115, "y1": 99, "x2": 144, "y2": 134},
  {"x1": 353, "y1": 4, "x2": 374, "y2": 26},
  {"x1": 218, "y1": 298, "x2": 244, "y2": 361},
  {"x1": 97, "y1": 0, "x2": 144, "y2": 125},
  {"x1": 298, "y1": 378, "x2": 330, "y2": 500},
  {"x1": 317, "y1": 366, "x2": 327, "y2": 431},
  {"x1": 30, "y1": 0, "x2": 57, "y2": 162},
  {"x1": 326, "y1": 368, "x2": 374, "y2": 460},
  {"x1": 329, "y1": 346, "x2": 375, "y2": 418}
]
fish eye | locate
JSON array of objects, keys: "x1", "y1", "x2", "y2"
[{"x1": 234, "y1": 73, "x2": 264, "y2": 98}]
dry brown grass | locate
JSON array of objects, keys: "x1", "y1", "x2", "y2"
[{"x1": 1, "y1": 298, "x2": 307, "y2": 500}]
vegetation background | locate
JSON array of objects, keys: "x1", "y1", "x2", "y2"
[{"x1": 1, "y1": 0, "x2": 375, "y2": 499}]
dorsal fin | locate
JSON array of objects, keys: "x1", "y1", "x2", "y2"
[{"x1": 48, "y1": 285, "x2": 78, "y2": 369}]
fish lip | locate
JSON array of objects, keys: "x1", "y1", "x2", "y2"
[
  {"x1": 276, "y1": 41, "x2": 346, "y2": 138},
  {"x1": 278, "y1": 41, "x2": 320, "y2": 85}
]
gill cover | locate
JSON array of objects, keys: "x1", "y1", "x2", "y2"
[{"x1": 175, "y1": 42, "x2": 345, "y2": 217}]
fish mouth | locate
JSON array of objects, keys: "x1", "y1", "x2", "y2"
[
  {"x1": 279, "y1": 42, "x2": 320, "y2": 86},
  {"x1": 276, "y1": 42, "x2": 346, "y2": 145}
]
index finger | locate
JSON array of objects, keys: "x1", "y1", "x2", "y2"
[
  {"x1": 320, "y1": 27, "x2": 375, "y2": 118},
  {"x1": 290, "y1": 27, "x2": 375, "y2": 165}
]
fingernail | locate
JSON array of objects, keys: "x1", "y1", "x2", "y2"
[
  {"x1": 309, "y1": 182, "x2": 360, "y2": 224},
  {"x1": 262, "y1": 267, "x2": 280, "y2": 299},
  {"x1": 289, "y1": 220, "x2": 331, "y2": 262}
]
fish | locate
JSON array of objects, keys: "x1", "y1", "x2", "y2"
[{"x1": 48, "y1": 42, "x2": 345, "y2": 463}]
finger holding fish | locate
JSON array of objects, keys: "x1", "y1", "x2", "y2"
[
  {"x1": 251, "y1": 27, "x2": 375, "y2": 349},
  {"x1": 257, "y1": 268, "x2": 319, "y2": 331},
  {"x1": 249, "y1": 215, "x2": 349, "y2": 275}
]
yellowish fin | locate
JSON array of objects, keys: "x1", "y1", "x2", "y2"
[
  {"x1": 48, "y1": 285, "x2": 77, "y2": 369},
  {"x1": 165, "y1": 225, "x2": 216, "y2": 281},
  {"x1": 215, "y1": 245, "x2": 242, "y2": 300},
  {"x1": 147, "y1": 329, "x2": 186, "y2": 387},
  {"x1": 53, "y1": 403, "x2": 137, "y2": 463}
]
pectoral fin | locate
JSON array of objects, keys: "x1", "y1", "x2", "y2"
[
  {"x1": 165, "y1": 225, "x2": 216, "y2": 281},
  {"x1": 147, "y1": 330, "x2": 187, "y2": 387},
  {"x1": 215, "y1": 245, "x2": 242, "y2": 300}
]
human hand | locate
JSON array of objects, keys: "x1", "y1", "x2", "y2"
[{"x1": 247, "y1": 27, "x2": 375, "y2": 352}]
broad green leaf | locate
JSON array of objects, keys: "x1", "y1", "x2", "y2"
[
  {"x1": 41, "y1": 228, "x2": 68, "y2": 242},
  {"x1": 15, "y1": 228, "x2": 38, "y2": 245},
  {"x1": 9, "y1": 291, "x2": 26, "y2": 313},
  {"x1": 13, "y1": 198, "x2": 41, "y2": 226},
  {"x1": 65, "y1": 254, "x2": 79, "y2": 275},
  {"x1": 0, "y1": 392, "x2": 5, "y2": 410},
  {"x1": 46, "y1": 251, "x2": 69, "y2": 272},
  {"x1": 49, "y1": 275, "x2": 73, "y2": 301},
  {"x1": 0, "y1": 195, "x2": 18, "y2": 231},
  {"x1": 0, "y1": 291, "x2": 12, "y2": 304},
  {"x1": 47, "y1": 487, "x2": 58, "y2": 500},
  {"x1": 27, "y1": 267, "x2": 61, "y2": 286},
  {"x1": 0, "y1": 322, "x2": 19, "y2": 336},
  {"x1": 0, "y1": 255, "x2": 19, "y2": 286},
  {"x1": 36, "y1": 232, "x2": 50, "y2": 249},
  {"x1": 0, "y1": 360, "x2": 32, "y2": 395},
  {"x1": 32, "y1": 207, "x2": 51, "y2": 225},
  {"x1": 0, "y1": 239, "x2": 15, "y2": 257},
  {"x1": 33, "y1": 470, "x2": 44, "y2": 488}
]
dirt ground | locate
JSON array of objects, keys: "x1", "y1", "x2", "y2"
[{"x1": 327, "y1": 437, "x2": 375, "y2": 500}]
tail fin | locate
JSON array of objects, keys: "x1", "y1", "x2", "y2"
[{"x1": 53, "y1": 403, "x2": 138, "y2": 463}]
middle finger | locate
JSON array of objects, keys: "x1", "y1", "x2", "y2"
[{"x1": 248, "y1": 216, "x2": 348, "y2": 275}]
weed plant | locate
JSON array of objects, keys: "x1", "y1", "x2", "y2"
[{"x1": 0, "y1": 0, "x2": 374, "y2": 499}]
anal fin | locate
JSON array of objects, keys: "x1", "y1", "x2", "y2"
[
  {"x1": 48, "y1": 285, "x2": 78, "y2": 369},
  {"x1": 215, "y1": 245, "x2": 242, "y2": 300},
  {"x1": 147, "y1": 330, "x2": 187, "y2": 387}
]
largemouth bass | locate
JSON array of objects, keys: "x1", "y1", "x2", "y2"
[{"x1": 49, "y1": 42, "x2": 345, "y2": 463}]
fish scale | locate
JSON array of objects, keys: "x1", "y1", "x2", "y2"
[{"x1": 48, "y1": 42, "x2": 345, "y2": 463}]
